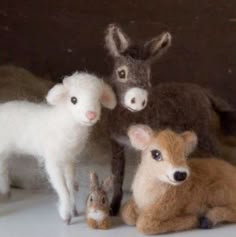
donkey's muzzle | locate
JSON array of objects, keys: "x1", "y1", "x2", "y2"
[{"x1": 124, "y1": 87, "x2": 148, "y2": 112}]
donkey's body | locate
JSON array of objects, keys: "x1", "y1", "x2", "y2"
[{"x1": 104, "y1": 24, "x2": 236, "y2": 215}]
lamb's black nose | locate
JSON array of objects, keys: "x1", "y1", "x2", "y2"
[{"x1": 174, "y1": 171, "x2": 187, "y2": 182}]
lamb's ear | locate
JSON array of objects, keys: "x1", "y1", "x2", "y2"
[
  {"x1": 46, "y1": 84, "x2": 67, "y2": 105},
  {"x1": 105, "y1": 23, "x2": 131, "y2": 57},
  {"x1": 101, "y1": 175, "x2": 114, "y2": 192},
  {"x1": 144, "y1": 32, "x2": 172, "y2": 62},
  {"x1": 181, "y1": 131, "x2": 198, "y2": 156},
  {"x1": 101, "y1": 82, "x2": 117, "y2": 110},
  {"x1": 90, "y1": 172, "x2": 99, "y2": 191},
  {"x1": 128, "y1": 125, "x2": 153, "y2": 150}
]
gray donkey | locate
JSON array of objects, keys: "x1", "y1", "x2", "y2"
[{"x1": 104, "y1": 24, "x2": 236, "y2": 215}]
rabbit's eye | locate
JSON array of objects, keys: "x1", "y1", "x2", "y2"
[
  {"x1": 102, "y1": 197, "x2": 106, "y2": 204},
  {"x1": 71, "y1": 96, "x2": 77, "y2": 105},
  {"x1": 90, "y1": 196, "x2": 93, "y2": 202}
]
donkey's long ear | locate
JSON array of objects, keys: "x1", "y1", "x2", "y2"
[
  {"x1": 128, "y1": 124, "x2": 153, "y2": 150},
  {"x1": 144, "y1": 32, "x2": 172, "y2": 62},
  {"x1": 46, "y1": 84, "x2": 67, "y2": 105},
  {"x1": 90, "y1": 172, "x2": 99, "y2": 191},
  {"x1": 102, "y1": 175, "x2": 114, "y2": 192},
  {"x1": 181, "y1": 131, "x2": 198, "y2": 156},
  {"x1": 105, "y1": 24, "x2": 131, "y2": 57}
]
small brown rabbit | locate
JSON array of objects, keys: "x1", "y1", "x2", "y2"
[{"x1": 86, "y1": 172, "x2": 114, "y2": 229}]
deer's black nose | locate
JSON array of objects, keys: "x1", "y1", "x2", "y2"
[{"x1": 174, "y1": 171, "x2": 187, "y2": 182}]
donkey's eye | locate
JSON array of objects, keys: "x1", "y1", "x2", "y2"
[
  {"x1": 118, "y1": 70, "x2": 126, "y2": 79},
  {"x1": 71, "y1": 96, "x2": 77, "y2": 104},
  {"x1": 151, "y1": 149, "x2": 162, "y2": 161}
]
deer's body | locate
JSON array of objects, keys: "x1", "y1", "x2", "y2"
[{"x1": 121, "y1": 126, "x2": 236, "y2": 234}]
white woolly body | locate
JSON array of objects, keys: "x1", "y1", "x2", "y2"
[
  {"x1": 0, "y1": 102, "x2": 90, "y2": 161},
  {"x1": 0, "y1": 72, "x2": 116, "y2": 222},
  {"x1": 87, "y1": 209, "x2": 107, "y2": 222}
]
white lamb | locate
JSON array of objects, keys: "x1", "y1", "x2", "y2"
[{"x1": 0, "y1": 71, "x2": 117, "y2": 223}]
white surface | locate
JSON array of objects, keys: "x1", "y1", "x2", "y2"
[{"x1": 0, "y1": 189, "x2": 235, "y2": 237}]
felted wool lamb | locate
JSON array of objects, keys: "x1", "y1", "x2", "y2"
[
  {"x1": 0, "y1": 71, "x2": 116, "y2": 224},
  {"x1": 121, "y1": 125, "x2": 236, "y2": 234}
]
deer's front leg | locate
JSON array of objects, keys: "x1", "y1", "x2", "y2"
[
  {"x1": 110, "y1": 140, "x2": 125, "y2": 216},
  {"x1": 136, "y1": 213, "x2": 198, "y2": 235},
  {"x1": 121, "y1": 198, "x2": 139, "y2": 226}
]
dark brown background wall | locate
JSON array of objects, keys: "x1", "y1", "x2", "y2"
[{"x1": 0, "y1": 0, "x2": 236, "y2": 105}]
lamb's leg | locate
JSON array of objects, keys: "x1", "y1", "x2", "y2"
[
  {"x1": 45, "y1": 160, "x2": 72, "y2": 224},
  {"x1": 64, "y1": 161, "x2": 78, "y2": 217},
  {"x1": 136, "y1": 214, "x2": 198, "y2": 235},
  {"x1": 0, "y1": 157, "x2": 10, "y2": 199},
  {"x1": 110, "y1": 140, "x2": 125, "y2": 216},
  {"x1": 201, "y1": 206, "x2": 236, "y2": 228},
  {"x1": 121, "y1": 198, "x2": 139, "y2": 226}
]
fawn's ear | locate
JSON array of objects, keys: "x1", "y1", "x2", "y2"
[
  {"x1": 100, "y1": 82, "x2": 117, "y2": 110},
  {"x1": 102, "y1": 175, "x2": 114, "y2": 192},
  {"x1": 105, "y1": 23, "x2": 131, "y2": 57},
  {"x1": 89, "y1": 172, "x2": 99, "y2": 191},
  {"x1": 46, "y1": 84, "x2": 68, "y2": 105},
  {"x1": 181, "y1": 131, "x2": 198, "y2": 156},
  {"x1": 144, "y1": 32, "x2": 171, "y2": 63},
  {"x1": 128, "y1": 124, "x2": 153, "y2": 150}
]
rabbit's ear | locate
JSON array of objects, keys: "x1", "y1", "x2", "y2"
[
  {"x1": 90, "y1": 172, "x2": 99, "y2": 191},
  {"x1": 102, "y1": 175, "x2": 114, "y2": 192}
]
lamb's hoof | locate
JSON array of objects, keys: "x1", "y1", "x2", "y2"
[
  {"x1": 199, "y1": 216, "x2": 213, "y2": 229},
  {"x1": 64, "y1": 216, "x2": 72, "y2": 225}
]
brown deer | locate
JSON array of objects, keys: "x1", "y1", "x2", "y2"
[{"x1": 121, "y1": 125, "x2": 236, "y2": 234}]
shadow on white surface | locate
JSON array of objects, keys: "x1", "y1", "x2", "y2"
[{"x1": 0, "y1": 189, "x2": 235, "y2": 237}]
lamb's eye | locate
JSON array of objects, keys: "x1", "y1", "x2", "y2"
[
  {"x1": 71, "y1": 96, "x2": 77, "y2": 104},
  {"x1": 151, "y1": 149, "x2": 162, "y2": 161},
  {"x1": 102, "y1": 197, "x2": 106, "y2": 204},
  {"x1": 118, "y1": 69, "x2": 126, "y2": 79}
]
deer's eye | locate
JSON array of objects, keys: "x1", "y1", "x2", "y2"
[
  {"x1": 71, "y1": 96, "x2": 77, "y2": 104},
  {"x1": 118, "y1": 69, "x2": 126, "y2": 79},
  {"x1": 151, "y1": 149, "x2": 162, "y2": 161}
]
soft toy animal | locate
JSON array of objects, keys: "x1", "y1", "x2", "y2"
[
  {"x1": 121, "y1": 125, "x2": 236, "y2": 234},
  {"x1": 86, "y1": 172, "x2": 113, "y2": 229},
  {"x1": 103, "y1": 24, "x2": 236, "y2": 215},
  {"x1": 0, "y1": 71, "x2": 116, "y2": 224}
]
